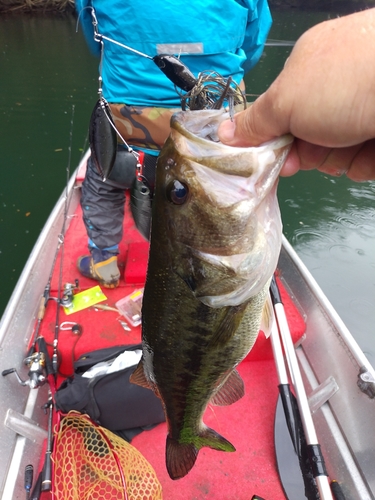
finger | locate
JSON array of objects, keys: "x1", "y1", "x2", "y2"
[
  {"x1": 317, "y1": 144, "x2": 364, "y2": 177},
  {"x1": 346, "y1": 139, "x2": 375, "y2": 181},
  {"x1": 295, "y1": 140, "x2": 332, "y2": 171},
  {"x1": 279, "y1": 144, "x2": 301, "y2": 177},
  {"x1": 218, "y1": 91, "x2": 288, "y2": 147},
  {"x1": 281, "y1": 140, "x2": 375, "y2": 181},
  {"x1": 279, "y1": 141, "x2": 332, "y2": 177}
]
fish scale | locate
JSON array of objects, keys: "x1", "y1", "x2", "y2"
[{"x1": 130, "y1": 109, "x2": 293, "y2": 480}]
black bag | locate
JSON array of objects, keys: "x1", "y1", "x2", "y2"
[{"x1": 55, "y1": 344, "x2": 165, "y2": 441}]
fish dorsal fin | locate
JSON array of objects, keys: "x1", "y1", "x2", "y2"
[
  {"x1": 129, "y1": 358, "x2": 150, "y2": 389},
  {"x1": 260, "y1": 292, "x2": 274, "y2": 339},
  {"x1": 209, "y1": 302, "x2": 248, "y2": 349},
  {"x1": 210, "y1": 369, "x2": 245, "y2": 406}
]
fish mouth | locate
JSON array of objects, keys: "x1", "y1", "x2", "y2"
[{"x1": 171, "y1": 109, "x2": 293, "y2": 158}]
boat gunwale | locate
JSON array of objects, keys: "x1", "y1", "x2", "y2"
[{"x1": 280, "y1": 235, "x2": 375, "y2": 379}]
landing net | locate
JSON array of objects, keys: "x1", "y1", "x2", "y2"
[{"x1": 52, "y1": 411, "x2": 162, "y2": 500}]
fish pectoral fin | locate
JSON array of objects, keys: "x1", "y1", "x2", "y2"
[
  {"x1": 210, "y1": 369, "x2": 245, "y2": 406},
  {"x1": 166, "y1": 428, "x2": 235, "y2": 480},
  {"x1": 210, "y1": 302, "x2": 248, "y2": 349},
  {"x1": 260, "y1": 293, "x2": 274, "y2": 339},
  {"x1": 129, "y1": 359, "x2": 151, "y2": 390}
]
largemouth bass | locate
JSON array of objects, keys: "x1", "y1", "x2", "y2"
[{"x1": 131, "y1": 109, "x2": 293, "y2": 480}]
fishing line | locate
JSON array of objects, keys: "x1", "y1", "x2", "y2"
[
  {"x1": 95, "y1": 33, "x2": 152, "y2": 60},
  {"x1": 87, "y1": 9, "x2": 142, "y2": 166},
  {"x1": 76, "y1": 7, "x2": 153, "y2": 61},
  {"x1": 99, "y1": 97, "x2": 141, "y2": 161}
]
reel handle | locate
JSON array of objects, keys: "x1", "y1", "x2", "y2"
[{"x1": 2, "y1": 368, "x2": 15, "y2": 377}]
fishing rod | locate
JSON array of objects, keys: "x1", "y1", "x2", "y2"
[
  {"x1": 270, "y1": 276, "x2": 346, "y2": 500},
  {"x1": 40, "y1": 396, "x2": 54, "y2": 493},
  {"x1": 27, "y1": 346, "x2": 55, "y2": 500},
  {"x1": 1, "y1": 109, "x2": 81, "y2": 500},
  {"x1": 51, "y1": 105, "x2": 78, "y2": 376},
  {"x1": 29, "y1": 110, "x2": 79, "y2": 358},
  {"x1": 27, "y1": 400, "x2": 54, "y2": 500},
  {"x1": 270, "y1": 308, "x2": 300, "y2": 456},
  {"x1": 270, "y1": 282, "x2": 320, "y2": 500},
  {"x1": 2, "y1": 107, "x2": 78, "y2": 390},
  {"x1": 4, "y1": 228, "x2": 65, "y2": 387},
  {"x1": 24, "y1": 464, "x2": 33, "y2": 500}
]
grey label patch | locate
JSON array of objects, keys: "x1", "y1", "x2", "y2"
[{"x1": 156, "y1": 43, "x2": 203, "y2": 55}]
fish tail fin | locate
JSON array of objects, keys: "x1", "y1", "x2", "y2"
[
  {"x1": 166, "y1": 428, "x2": 235, "y2": 480},
  {"x1": 166, "y1": 436, "x2": 198, "y2": 480}
]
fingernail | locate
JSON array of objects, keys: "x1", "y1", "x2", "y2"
[
  {"x1": 218, "y1": 119, "x2": 236, "y2": 144},
  {"x1": 318, "y1": 166, "x2": 348, "y2": 177}
]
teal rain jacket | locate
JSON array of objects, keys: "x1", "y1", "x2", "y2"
[{"x1": 75, "y1": 0, "x2": 272, "y2": 107}]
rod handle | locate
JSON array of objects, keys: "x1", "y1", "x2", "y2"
[
  {"x1": 270, "y1": 275, "x2": 283, "y2": 305},
  {"x1": 41, "y1": 452, "x2": 52, "y2": 492},
  {"x1": 24, "y1": 464, "x2": 33, "y2": 494},
  {"x1": 331, "y1": 480, "x2": 346, "y2": 499},
  {"x1": 37, "y1": 295, "x2": 46, "y2": 321},
  {"x1": 30, "y1": 471, "x2": 42, "y2": 500}
]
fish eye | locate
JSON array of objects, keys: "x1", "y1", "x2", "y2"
[{"x1": 166, "y1": 180, "x2": 188, "y2": 205}]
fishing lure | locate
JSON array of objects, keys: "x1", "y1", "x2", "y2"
[
  {"x1": 89, "y1": 98, "x2": 117, "y2": 181},
  {"x1": 152, "y1": 54, "x2": 197, "y2": 92}
]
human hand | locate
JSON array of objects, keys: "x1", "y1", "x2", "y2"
[{"x1": 218, "y1": 9, "x2": 375, "y2": 181}]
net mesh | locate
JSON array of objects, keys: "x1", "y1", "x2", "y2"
[{"x1": 53, "y1": 412, "x2": 163, "y2": 500}]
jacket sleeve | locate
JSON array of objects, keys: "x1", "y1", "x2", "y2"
[
  {"x1": 75, "y1": 0, "x2": 102, "y2": 57},
  {"x1": 238, "y1": 0, "x2": 272, "y2": 73}
]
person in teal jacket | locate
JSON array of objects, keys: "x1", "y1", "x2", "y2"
[{"x1": 76, "y1": 0, "x2": 272, "y2": 288}]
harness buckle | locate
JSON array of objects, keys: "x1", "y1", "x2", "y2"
[{"x1": 136, "y1": 151, "x2": 145, "y2": 181}]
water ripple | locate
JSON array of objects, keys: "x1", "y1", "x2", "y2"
[
  {"x1": 284, "y1": 198, "x2": 301, "y2": 209},
  {"x1": 335, "y1": 215, "x2": 358, "y2": 230},
  {"x1": 348, "y1": 182, "x2": 375, "y2": 202},
  {"x1": 291, "y1": 227, "x2": 336, "y2": 250},
  {"x1": 335, "y1": 208, "x2": 375, "y2": 239},
  {"x1": 329, "y1": 244, "x2": 359, "y2": 263}
]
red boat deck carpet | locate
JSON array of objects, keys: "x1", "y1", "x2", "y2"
[{"x1": 39, "y1": 193, "x2": 305, "y2": 500}]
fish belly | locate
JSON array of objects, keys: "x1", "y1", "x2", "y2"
[{"x1": 141, "y1": 260, "x2": 268, "y2": 479}]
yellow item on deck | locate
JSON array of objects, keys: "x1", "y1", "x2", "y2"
[{"x1": 63, "y1": 286, "x2": 107, "y2": 315}]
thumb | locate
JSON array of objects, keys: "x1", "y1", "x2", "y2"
[{"x1": 218, "y1": 93, "x2": 284, "y2": 147}]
